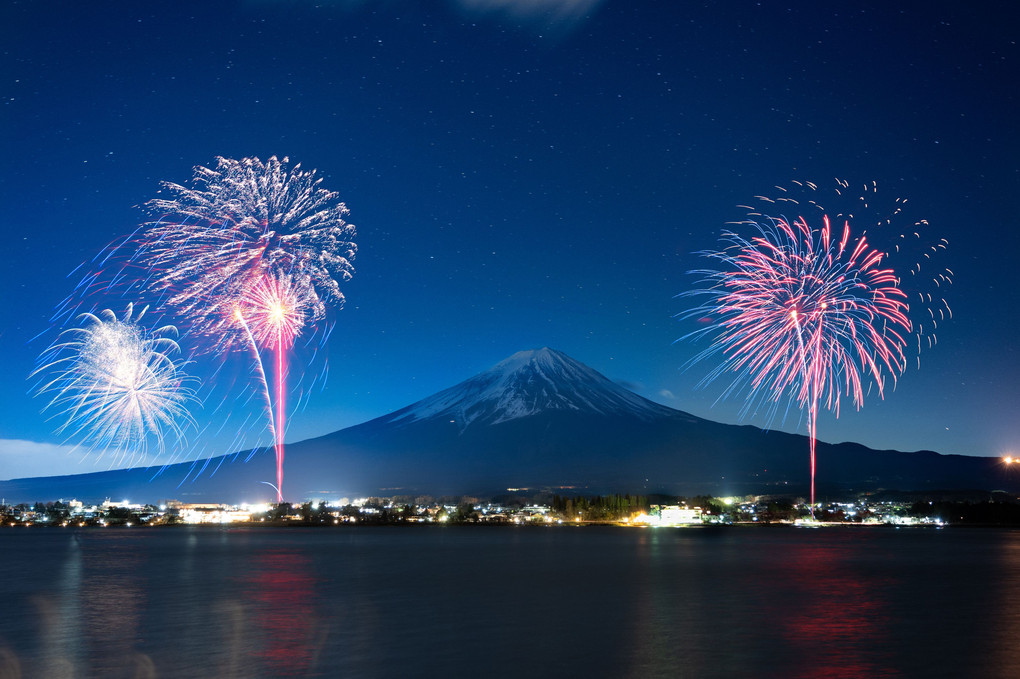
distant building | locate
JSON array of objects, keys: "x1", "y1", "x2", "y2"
[
  {"x1": 102, "y1": 498, "x2": 144, "y2": 511},
  {"x1": 170, "y1": 502, "x2": 254, "y2": 524},
  {"x1": 650, "y1": 505, "x2": 703, "y2": 526}
]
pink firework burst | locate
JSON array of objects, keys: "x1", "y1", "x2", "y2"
[
  {"x1": 234, "y1": 272, "x2": 317, "y2": 352},
  {"x1": 681, "y1": 214, "x2": 912, "y2": 510}
]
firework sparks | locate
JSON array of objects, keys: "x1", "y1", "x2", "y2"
[
  {"x1": 234, "y1": 272, "x2": 317, "y2": 351},
  {"x1": 679, "y1": 181, "x2": 946, "y2": 510},
  {"x1": 137, "y1": 156, "x2": 357, "y2": 501},
  {"x1": 736, "y1": 179, "x2": 952, "y2": 369},
  {"x1": 32, "y1": 304, "x2": 198, "y2": 466},
  {"x1": 138, "y1": 155, "x2": 356, "y2": 351}
]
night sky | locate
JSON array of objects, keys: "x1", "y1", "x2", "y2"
[{"x1": 1, "y1": 0, "x2": 1017, "y2": 479}]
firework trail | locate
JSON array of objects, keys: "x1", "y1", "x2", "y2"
[
  {"x1": 32, "y1": 304, "x2": 198, "y2": 466},
  {"x1": 680, "y1": 180, "x2": 948, "y2": 511},
  {"x1": 138, "y1": 156, "x2": 357, "y2": 501},
  {"x1": 233, "y1": 306, "x2": 277, "y2": 444},
  {"x1": 232, "y1": 271, "x2": 316, "y2": 503}
]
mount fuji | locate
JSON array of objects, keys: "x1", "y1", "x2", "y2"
[
  {"x1": 379, "y1": 348, "x2": 676, "y2": 431},
  {"x1": 0, "y1": 348, "x2": 1010, "y2": 503}
]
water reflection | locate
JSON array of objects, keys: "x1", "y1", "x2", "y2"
[
  {"x1": 622, "y1": 529, "x2": 904, "y2": 677},
  {"x1": 3, "y1": 526, "x2": 1017, "y2": 677},
  {"x1": 776, "y1": 537, "x2": 898, "y2": 679},
  {"x1": 21, "y1": 531, "x2": 156, "y2": 678},
  {"x1": 0, "y1": 648, "x2": 21, "y2": 679},
  {"x1": 29, "y1": 534, "x2": 81, "y2": 678},
  {"x1": 244, "y1": 548, "x2": 325, "y2": 676},
  {"x1": 989, "y1": 531, "x2": 1020, "y2": 676},
  {"x1": 78, "y1": 533, "x2": 152, "y2": 676},
  {"x1": 625, "y1": 529, "x2": 703, "y2": 677}
]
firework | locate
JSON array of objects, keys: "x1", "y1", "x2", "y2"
[
  {"x1": 32, "y1": 304, "x2": 198, "y2": 466},
  {"x1": 737, "y1": 179, "x2": 952, "y2": 367},
  {"x1": 138, "y1": 155, "x2": 356, "y2": 350},
  {"x1": 137, "y1": 156, "x2": 357, "y2": 501},
  {"x1": 679, "y1": 182, "x2": 945, "y2": 510},
  {"x1": 234, "y1": 271, "x2": 318, "y2": 351},
  {"x1": 232, "y1": 271, "x2": 318, "y2": 501}
]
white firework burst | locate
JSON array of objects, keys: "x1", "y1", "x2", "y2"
[{"x1": 33, "y1": 303, "x2": 199, "y2": 464}]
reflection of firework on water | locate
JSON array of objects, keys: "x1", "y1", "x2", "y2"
[
  {"x1": 136, "y1": 156, "x2": 357, "y2": 501},
  {"x1": 32, "y1": 304, "x2": 198, "y2": 466},
  {"x1": 680, "y1": 180, "x2": 948, "y2": 510}
]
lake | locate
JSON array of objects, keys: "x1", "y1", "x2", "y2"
[{"x1": 1, "y1": 525, "x2": 1018, "y2": 678}]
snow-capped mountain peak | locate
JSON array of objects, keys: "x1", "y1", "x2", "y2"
[{"x1": 383, "y1": 347, "x2": 677, "y2": 431}]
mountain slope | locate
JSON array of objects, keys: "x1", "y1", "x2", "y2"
[
  {"x1": 377, "y1": 348, "x2": 679, "y2": 431},
  {"x1": 0, "y1": 348, "x2": 1011, "y2": 503}
]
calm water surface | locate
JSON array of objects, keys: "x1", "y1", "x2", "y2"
[{"x1": 2, "y1": 525, "x2": 1019, "y2": 678}]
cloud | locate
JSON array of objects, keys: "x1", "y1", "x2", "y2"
[
  {"x1": 0, "y1": 439, "x2": 94, "y2": 481},
  {"x1": 658, "y1": 389, "x2": 676, "y2": 401},
  {"x1": 614, "y1": 378, "x2": 644, "y2": 392},
  {"x1": 239, "y1": 0, "x2": 606, "y2": 35},
  {"x1": 453, "y1": 0, "x2": 605, "y2": 24}
]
